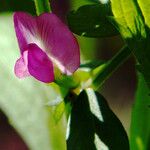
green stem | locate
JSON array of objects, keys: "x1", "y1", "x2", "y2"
[
  {"x1": 34, "y1": 0, "x2": 51, "y2": 15},
  {"x1": 93, "y1": 45, "x2": 132, "y2": 90}
]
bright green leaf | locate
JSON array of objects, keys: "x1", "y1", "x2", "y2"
[
  {"x1": 137, "y1": 0, "x2": 150, "y2": 28},
  {"x1": 111, "y1": 0, "x2": 143, "y2": 34},
  {"x1": 110, "y1": 0, "x2": 150, "y2": 89},
  {"x1": 110, "y1": 0, "x2": 146, "y2": 40}
]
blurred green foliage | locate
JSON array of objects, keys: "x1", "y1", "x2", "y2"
[
  {"x1": 0, "y1": 0, "x2": 35, "y2": 14},
  {"x1": 0, "y1": 14, "x2": 66, "y2": 150}
]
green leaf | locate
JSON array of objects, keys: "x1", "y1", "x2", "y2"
[
  {"x1": 110, "y1": 0, "x2": 146, "y2": 43},
  {"x1": 67, "y1": 4, "x2": 118, "y2": 37},
  {"x1": 110, "y1": 0, "x2": 150, "y2": 89},
  {"x1": 0, "y1": 14, "x2": 66, "y2": 150},
  {"x1": 52, "y1": 101, "x2": 71, "y2": 124},
  {"x1": 137, "y1": 0, "x2": 150, "y2": 28},
  {"x1": 130, "y1": 73, "x2": 150, "y2": 150},
  {"x1": 53, "y1": 101, "x2": 65, "y2": 123},
  {"x1": 67, "y1": 89, "x2": 129, "y2": 150},
  {"x1": 111, "y1": 0, "x2": 144, "y2": 35}
]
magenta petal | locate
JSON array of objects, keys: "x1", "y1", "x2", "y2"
[
  {"x1": 14, "y1": 51, "x2": 30, "y2": 78},
  {"x1": 14, "y1": 12, "x2": 80, "y2": 77},
  {"x1": 37, "y1": 13, "x2": 80, "y2": 75},
  {"x1": 14, "y1": 12, "x2": 37, "y2": 54},
  {"x1": 27, "y1": 44, "x2": 54, "y2": 83}
]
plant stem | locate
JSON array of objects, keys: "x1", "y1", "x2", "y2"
[
  {"x1": 34, "y1": 0, "x2": 51, "y2": 15},
  {"x1": 93, "y1": 45, "x2": 132, "y2": 90}
]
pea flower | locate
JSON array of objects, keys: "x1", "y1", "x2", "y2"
[{"x1": 14, "y1": 12, "x2": 80, "y2": 83}]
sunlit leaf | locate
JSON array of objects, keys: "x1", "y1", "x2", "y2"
[
  {"x1": 136, "y1": 0, "x2": 150, "y2": 28},
  {"x1": 67, "y1": 89, "x2": 129, "y2": 150},
  {"x1": 111, "y1": 0, "x2": 143, "y2": 34},
  {"x1": 110, "y1": 0, "x2": 150, "y2": 89}
]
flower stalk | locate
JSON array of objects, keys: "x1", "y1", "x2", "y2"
[
  {"x1": 34, "y1": 0, "x2": 51, "y2": 15},
  {"x1": 93, "y1": 45, "x2": 132, "y2": 90}
]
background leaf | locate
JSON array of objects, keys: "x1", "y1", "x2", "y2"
[
  {"x1": 70, "y1": 0, "x2": 98, "y2": 60},
  {"x1": 0, "y1": 14, "x2": 66, "y2": 150},
  {"x1": 67, "y1": 4, "x2": 118, "y2": 37},
  {"x1": 67, "y1": 89, "x2": 129, "y2": 150},
  {"x1": 130, "y1": 73, "x2": 150, "y2": 150}
]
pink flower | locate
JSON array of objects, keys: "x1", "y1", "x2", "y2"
[{"x1": 14, "y1": 12, "x2": 80, "y2": 83}]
